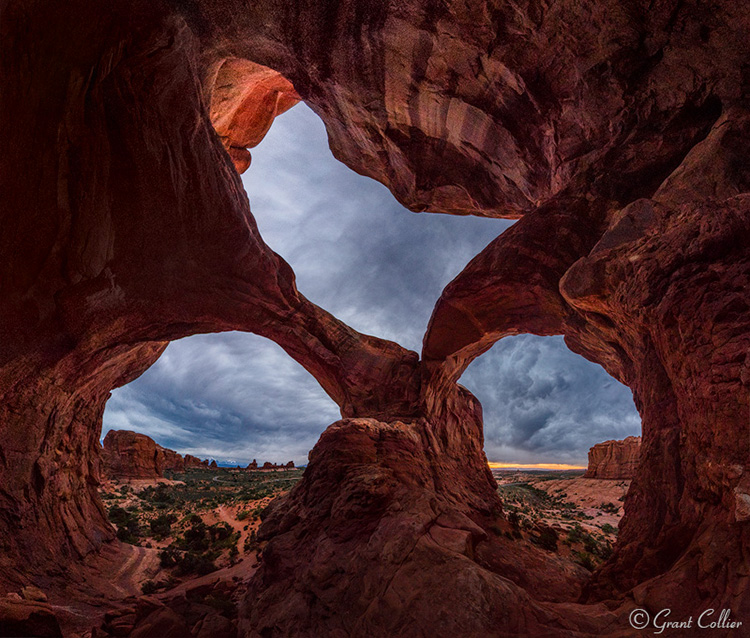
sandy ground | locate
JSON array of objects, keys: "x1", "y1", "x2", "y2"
[
  {"x1": 103, "y1": 478, "x2": 185, "y2": 491},
  {"x1": 3, "y1": 475, "x2": 295, "y2": 637},
  {"x1": 529, "y1": 477, "x2": 630, "y2": 532},
  {"x1": 201, "y1": 499, "x2": 273, "y2": 558}
]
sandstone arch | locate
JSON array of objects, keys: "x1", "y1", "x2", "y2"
[{"x1": 1, "y1": 0, "x2": 749, "y2": 635}]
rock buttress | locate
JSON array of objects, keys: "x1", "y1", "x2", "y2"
[{"x1": 584, "y1": 437, "x2": 641, "y2": 480}]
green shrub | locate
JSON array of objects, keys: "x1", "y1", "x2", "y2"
[
  {"x1": 108, "y1": 506, "x2": 131, "y2": 527},
  {"x1": 174, "y1": 551, "x2": 217, "y2": 576},
  {"x1": 183, "y1": 522, "x2": 210, "y2": 551},
  {"x1": 150, "y1": 513, "x2": 177, "y2": 539},
  {"x1": 566, "y1": 523, "x2": 585, "y2": 544},
  {"x1": 584, "y1": 536, "x2": 599, "y2": 555},
  {"x1": 575, "y1": 551, "x2": 595, "y2": 571},
  {"x1": 158, "y1": 547, "x2": 179, "y2": 568},
  {"x1": 110, "y1": 505, "x2": 141, "y2": 543},
  {"x1": 531, "y1": 527, "x2": 558, "y2": 552},
  {"x1": 208, "y1": 523, "x2": 232, "y2": 542},
  {"x1": 598, "y1": 542, "x2": 613, "y2": 560}
]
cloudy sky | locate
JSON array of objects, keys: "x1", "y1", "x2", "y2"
[{"x1": 102, "y1": 104, "x2": 641, "y2": 467}]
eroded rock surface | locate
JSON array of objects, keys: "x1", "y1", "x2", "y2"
[
  {"x1": 102, "y1": 431, "x2": 164, "y2": 480},
  {"x1": 1, "y1": 0, "x2": 749, "y2": 636},
  {"x1": 242, "y1": 393, "x2": 613, "y2": 637},
  {"x1": 584, "y1": 437, "x2": 641, "y2": 480},
  {"x1": 101, "y1": 430, "x2": 209, "y2": 479}
]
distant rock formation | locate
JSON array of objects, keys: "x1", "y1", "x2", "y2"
[
  {"x1": 101, "y1": 430, "x2": 208, "y2": 479},
  {"x1": 259, "y1": 461, "x2": 295, "y2": 471},
  {"x1": 101, "y1": 432, "x2": 295, "y2": 479},
  {"x1": 584, "y1": 437, "x2": 641, "y2": 479},
  {"x1": 102, "y1": 430, "x2": 163, "y2": 479},
  {"x1": 158, "y1": 446, "x2": 185, "y2": 473},
  {"x1": 184, "y1": 455, "x2": 209, "y2": 470}
]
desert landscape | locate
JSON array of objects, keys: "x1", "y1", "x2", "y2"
[
  {"x1": 1, "y1": 429, "x2": 640, "y2": 636},
  {"x1": 2, "y1": 0, "x2": 750, "y2": 636},
  {"x1": 90, "y1": 465, "x2": 303, "y2": 637},
  {"x1": 492, "y1": 437, "x2": 640, "y2": 577}
]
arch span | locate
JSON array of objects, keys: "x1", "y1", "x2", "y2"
[{"x1": 1, "y1": 1, "x2": 749, "y2": 635}]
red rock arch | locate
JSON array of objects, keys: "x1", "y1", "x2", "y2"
[{"x1": 1, "y1": 0, "x2": 749, "y2": 635}]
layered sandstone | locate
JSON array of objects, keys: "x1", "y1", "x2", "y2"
[
  {"x1": 102, "y1": 431, "x2": 163, "y2": 480},
  {"x1": 101, "y1": 430, "x2": 208, "y2": 479},
  {"x1": 584, "y1": 437, "x2": 641, "y2": 480},
  {"x1": 1, "y1": 0, "x2": 749, "y2": 636},
  {"x1": 209, "y1": 58, "x2": 300, "y2": 174},
  {"x1": 185, "y1": 455, "x2": 210, "y2": 470},
  {"x1": 259, "y1": 461, "x2": 294, "y2": 470}
]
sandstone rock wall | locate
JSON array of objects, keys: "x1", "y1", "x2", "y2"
[
  {"x1": 184, "y1": 455, "x2": 210, "y2": 470},
  {"x1": 1, "y1": 0, "x2": 750, "y2": 635},
  {"x1": 101, "y1": 431, "x2": 162, "y2": 480},
  {"x1": 158, "y1": 446, "x2": 186, "y2": 473},
  {"x1": 101, "y1": 430, "x2": 209, "y2": 479},
  {"x1": 584, "y1": 437, "x2": 641, "y2": 480}
]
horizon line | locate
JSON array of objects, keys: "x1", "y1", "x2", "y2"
[{"x1": 488, "y1": 462, "x2": 587, "y2": 470}]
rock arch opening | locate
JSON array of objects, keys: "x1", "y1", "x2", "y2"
[
  {"x1": 460, "y1": 334, "x2": 641, "y2": 468},
  {"x1": 240, "y1": 101, "x2": 513, "y2": 351},
  {"x1": 2, "y1": 2, "x2": 750, "y2": 636},
  {"x1": 102, "y1": 332, "x2": 340, "y2": 468},
  {"x1": 458, "y1": 333, "x2": 642, "y2": 582}
]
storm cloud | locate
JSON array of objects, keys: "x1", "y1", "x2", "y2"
[
  {"x1": 102, "y1": 104, "x2": 641, "y2": 466},
  {"x1": 461, "y1": 335, "x2": 641, "y2": 465}
]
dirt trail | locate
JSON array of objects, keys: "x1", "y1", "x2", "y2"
[
  {"x1": 110, "y1": 544, "x2": 162, "y2": 597},
  {"x1": 215, "y1": 504, "x2": 250, "y2": 549}
]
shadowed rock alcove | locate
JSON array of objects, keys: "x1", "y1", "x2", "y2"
[{"x1": 1, "y1": 1, "x2": 749, "y2": 636}]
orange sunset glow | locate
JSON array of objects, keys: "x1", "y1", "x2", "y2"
[{"x1": 488, "y1": 462, "x2": 587, "y2": 470}]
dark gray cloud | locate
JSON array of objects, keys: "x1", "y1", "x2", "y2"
[
  {"x1": 103, "y1": 104, "x2": 640, "y2": 466},
  {"x1": 104, "y1": 333, "x2": 339, "y2": 465},
  {"x1": 243, "y1": 105, "x2": 510, "y2": 351},
  {"x1": 460, "y1": 335, "x2": 641, "y2": 465}
]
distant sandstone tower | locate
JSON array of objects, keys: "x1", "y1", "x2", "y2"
[
  {"x1": 584, "y1": 436, "x2": 641, "y2": 479},
  {"x1": 101, "y1": 429, "x2": 209, "y2": 479}
]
